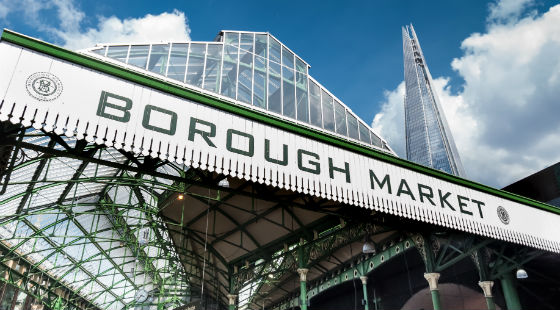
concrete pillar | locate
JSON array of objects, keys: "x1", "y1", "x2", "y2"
[
  {"x1": 227, "y1": 294, "x2": 237, "y2": 310},
  {"x1": 424, "y1": 272, "x2": 441, "y2": 310},
  {"x1": 478, "y1": 281, "x2": 496, "y2": 310},
  {"x1": 501, "y1": 273, "x2": 522, "y2": 310},
  {"x1": 360, "y1": 276, "x2": 369, "y2": 310},
  {"x1": 297, "y1": 268, "x2": 309, "y2": 310}
]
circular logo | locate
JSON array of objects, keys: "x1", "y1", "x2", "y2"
[
  {"x1": 25, "y1": 72, "x2": 63, "y2": 101},
  {"x1": 497, "y1": 206, "x2": 510, "y2": 225}
]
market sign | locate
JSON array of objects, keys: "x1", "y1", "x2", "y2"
[{"x1": 0, "y1": 33, "x2": 559, "y2": 253}]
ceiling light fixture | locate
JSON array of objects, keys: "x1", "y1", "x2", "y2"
[
  {"x1": 362, "y1": 235, "x2": 377, "y2": 254},
  {"x1": 218, "y1": 178, "x2": 230, "y2": 188},
  {"x1": 516, "y1": 268, "x2": 528, "y2": 279}
]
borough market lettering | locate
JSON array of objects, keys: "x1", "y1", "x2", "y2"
[{"x1": 97, "y1": 90, "x2": 486, "y2": 219}]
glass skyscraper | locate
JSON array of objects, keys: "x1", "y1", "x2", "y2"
[{"x1": 402, "y1": 24, "x2": 466, "y2": 177}]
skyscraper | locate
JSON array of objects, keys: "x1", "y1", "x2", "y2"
[{"x1": 402, "y1": 24, "x2": 466, "y2": 177}]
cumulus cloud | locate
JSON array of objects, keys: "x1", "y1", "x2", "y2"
[
  {"x1": 373, "y1": 2, "x2": 560, "y2": 187},
  {"x1": 372, "y1": 82, "x2": 406, "y2": 157},
  {"x1": 0, "y1": 0, "x2": 191, "y2": 50},
  {"x1": 488, "y1": 0, "x2": 534, "y2": 22},
  {"x1": 58, "y1": 10, "x2": 191, "y2": 50}
]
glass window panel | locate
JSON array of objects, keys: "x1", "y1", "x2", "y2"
[
  {"x1": 238, "y1": 45, "x2": 253, "y2": 104},
  {"x1": 107, "y1": 45, "x2": 129, "y2": 63},
  {"x1": 371, "y1": 132, "x2": 382, "y2": 147},
  {"x1": 92, "y1": 47, "x2": 106, "y2": 56},
  {"x1": 282, "y1": 66, "x2": 295, "y2": 118},
  {"x1": 147, "y1": 44, "x2": 169, "y2": 74},
  {"x1": 347, "y1": 113, "x2": 359, "y2": 140},
  {"x1": 296, "y1": 58, "x2": 306, "y2": 73},
  {"x1": 334, "y1": 101, "x2": 348, "y2": 136},
  {"x1": 203, "y1": 44, "x2": 222, "y2": 93},
  {"x1": 240, "y1": 33, "x2": 254, "y2": 53},
  {"x1": 186, "y1": 43, "x2": 206, "y2": 88},
  {"x1": 255, "y1": 34, "x2": 267, "y2": 58},
  {"x1": 167, "y1": 43, "x2": 188, "y2": 82},
  {"x1": 296, "y1": 72, "x2": 309, "y2": 123},
  {"x1": 127, "y1": 45, "x2": 149, "y2": 69},
  {"x1": 321, "y1": 90, "x2": 335, "y2": 131},
  {"x1": 253, "y1": 55, "x2": 267, "y2": 109},
  {"x1": 220, "y1": 44, "x2": 238, "y2": 98},
  {"x1": 268, "y1": 61, "x2": 282, "y2": 114},
  {"x1": 359, "y1": 122, "x2": 372, "y2": 144},
  {"x1": 309, "y1": 81, "x2": 322, "y2": 127},
  {"x1": 225, "y1": 32, "x2": 239, "y2": 47},
  {"x1": 269, "y1": 37, "x2": 281, "y2": 64},
  {"x1": 282, "y1": 46, "x2": 294, "y2": 69}
]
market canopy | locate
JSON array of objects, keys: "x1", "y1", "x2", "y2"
[{"x1": 0, "y1": 29, "x2": 559, "y2": 310}]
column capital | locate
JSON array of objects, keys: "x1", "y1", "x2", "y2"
[
  {"x1": 297, "y1": 268, "x2": 309, "y2": 282},
  {"x1": 478, "y1": 281, "x2": 494, "y2": 298},
  {"x1": 360, "y1": 276, "x2": 368, "y2": 285},
  {"x1": 227, "y1": 294, "x2": 237, "y2": 305},
  {"x1": 424, "y1": 272, "x2": 441, "y2": 291}
]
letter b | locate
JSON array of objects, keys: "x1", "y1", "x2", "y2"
[{"x1": 96, "y1": 91, "x2": 132, "y2": 122}]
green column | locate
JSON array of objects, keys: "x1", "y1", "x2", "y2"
[
  {"x1": 360, "y1": 276, "x2": 369, "y2": 310},
  {"x1": 424, "y1": 273, "x2": 441, "y2": 310},
  {"x1": 501, "y1": 273, "x2": 521, "y2": 310},
  {"x1": 297, "y1": 268, "x2": 309, "y2": 310},
  {"x1": 227, "y1": 294, "x2": 237, "y2": 310},
  {"x1": 478, "y1": 281, "x2": 496, "y2": 310}
]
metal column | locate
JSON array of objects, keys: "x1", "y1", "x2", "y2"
[
  {"x1": 501, "y1": 273, "x2": 521, "y2": 310},
  {"x1": 297, "y1": 268, "x2": 309, "y2": 310},
  {"x1": 360, "y1": 276, "x2": 369, "y2": 310},
  {"x1": 424, "y1": 273, "x2": 441, "y2": 310}
]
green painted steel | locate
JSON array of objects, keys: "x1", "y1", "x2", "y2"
[
  {"x1": 362, "y1": 279, "x2": 369, "y2": 310},
  {"x1": 430, "y1": 290, "x2": 442, "y2": 310},
  {"x1": 485, "y1": 297, "x2": 496, "y2": 310},
  {"x1": 501, "y1": 273, "x2": 522, "y2": 310},
  {"x1": 273, "y1": 239, "x2": 412, "y2": 310},
  {"x1": 1, "y1": 29, "x2": 559, "y2": 216},
  {"x1": 299, "y1": 280, "x2": 308, "y2": 310}
]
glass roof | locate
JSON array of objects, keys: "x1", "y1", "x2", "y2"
[
  {"x1": 0, "y1": 126, "x2": 399, "y2": 310},
  {"x1": 81, "y1": 30, "x2": 394, "y2": 154},
  {"x1": 0, "y1": 130, "x2": 189, "y2": 310}
]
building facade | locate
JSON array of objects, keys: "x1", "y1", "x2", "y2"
[
  {"x1": 402, "y1": 24, "x2": 466, "y2": 177},
  {"x1": 0, "y1": 28, "x2": 559, "y2": 310},
  {"x1": 503, "y1": 162, "x2": 560, "y2": 208}
]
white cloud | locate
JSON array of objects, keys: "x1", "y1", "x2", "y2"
[
  {"x1": 372, "y1": 82, "x2": 405, "y2": 157},
  {"x1": 51, "y1": 0, "x2": 85, "y2": 33},
  {"x1": 0, "y1": 0, "x2": 191, "y2": 50},
  {"x1": 488, "y1": 0, "x2": 534, "y2": 22},
  {"x1": 58, "y1": 10, "x2": 191, "y2": 50},
  {"x1": 0, "y1": 1, "x2": 9, "y2": 20},
  {"x1": 374, "y1": 3, "x2": 560, "y2": 188}
]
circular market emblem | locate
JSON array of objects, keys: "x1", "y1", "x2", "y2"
[
  {"x1": 497, "y1": 206, "x2": 510, "y2": 225},
  {"x1": 25, "y1": 72, "x2": 63, "y2": 101}
]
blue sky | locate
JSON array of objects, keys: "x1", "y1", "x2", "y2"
[{"x1": 1, "y1": 0, "x2": 560, "y2": 187}]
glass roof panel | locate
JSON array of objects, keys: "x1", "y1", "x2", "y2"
[{"x1": 85, "y1": 31, "x2": 392, "y2": 153}]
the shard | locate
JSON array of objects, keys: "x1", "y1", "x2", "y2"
[{"x1": 402, "y1": 24, "x2": 466, "y2": 177}]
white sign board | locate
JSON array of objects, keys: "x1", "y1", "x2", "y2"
[{"x1": 0, "y1": 41, "x2": 558, "y2": 253}]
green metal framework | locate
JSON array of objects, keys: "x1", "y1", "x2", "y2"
[
  {"x1": 0, "y1": 125, "x2": 405, "y2": 309},
  {"x1": 0, "y1": 125, "x2": 553, "y2": 310},
  {"x1": 0, "y1": 29, "x2": 556, "y2": 310}
]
